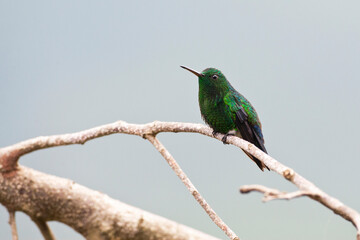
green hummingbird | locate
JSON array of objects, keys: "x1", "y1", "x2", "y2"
[{"x1": 181, "y1": 66, "x2": 269, "y2": 171}]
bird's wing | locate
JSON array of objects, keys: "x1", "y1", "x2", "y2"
[
  {"x1": 224, "y1": 93, "x2": 268, "y2": 170},
  {"x1": 236, "y1": 108, "x2": 267, "y2": 154}
]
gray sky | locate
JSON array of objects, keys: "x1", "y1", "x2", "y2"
[{"x1": 1, "y1": 1, "x2": 360, "y2": 239}]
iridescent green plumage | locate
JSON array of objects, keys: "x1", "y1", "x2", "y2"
[{"x1": 181, "y1": 66, "x2": 268, "y2": 171}]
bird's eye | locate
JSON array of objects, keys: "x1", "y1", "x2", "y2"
[{"x1": 212, "y1": 75, "x2": 218, "y2": 80}]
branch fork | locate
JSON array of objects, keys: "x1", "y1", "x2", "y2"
[
  {"x1": 1, "y1": 120, "x2": 359, "y2": 239},
  {"x1": 240, "y1": 185, "x2": 315, "y2": 202}
]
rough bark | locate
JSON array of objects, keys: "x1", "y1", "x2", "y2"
[{"x1": 0, "y1": 166, "x2": 220, "y2": 240}]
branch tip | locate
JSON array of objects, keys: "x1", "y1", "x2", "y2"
[{"x1": 240, "y1": 185, "x2": 314, "y2": 202}]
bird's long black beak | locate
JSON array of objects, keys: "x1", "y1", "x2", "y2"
[{"x1": 180, "y1": 65, "x2": 203, "y2": 77}]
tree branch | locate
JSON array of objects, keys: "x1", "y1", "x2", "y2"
[
  {"x1": 0, "y1": 166, "x2": 220, "y2": 240},
  {"x1": 240, "y1": 184, "x2": 314, "y2": 202},
  {"x1": 0, "y1": 120, "x2": 359, "y2": 239},
  {"x1": 32, "y1": 218, "x2": 56, "y2": 240},
  {"x1": 228, "y1": 137, "x2": 360, "y2": 239},
  {"x1": 8, "y1": 209, "x2": 18, "y2": 240},
  {"x1": 0, "y1": 121, "x2": 207, "y2": 172},
  {"x1": 145, "y1": 134, "x2": 239, "y2": 240},
  {"x1": 0, "y1": 121, "x2": 239, "y2": 239}
]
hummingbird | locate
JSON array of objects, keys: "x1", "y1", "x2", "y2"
[{"x1": 181, "y1": 66, "x2": 269, "y2": 171}]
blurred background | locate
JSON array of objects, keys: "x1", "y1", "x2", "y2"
[{"x1": 1, "y1": 1, "x2": 360, "y2": 239}]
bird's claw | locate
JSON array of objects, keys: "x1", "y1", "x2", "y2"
[
  {"x1": 212, "y1": 130, "x2": 218, "y2": 137},
  {"x1": 221, "y1": 133, "x2": 234, "y2": 145}
]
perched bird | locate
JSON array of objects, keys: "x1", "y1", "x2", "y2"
[{"x1": 181, "y1": 66, "x2": 269, "y2": 171}]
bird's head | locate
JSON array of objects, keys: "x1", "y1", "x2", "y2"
[{"x1": 181, "y1": 66, "x2": 230, "y2": 93}]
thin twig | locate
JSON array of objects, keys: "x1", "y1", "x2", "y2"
[
  {"x1": 32, "y1": 218, "x2": 56, "y2": 240},
  {"x1": 146, "y1": 134, "x2": 240, "y2": 240},
  {"x1": 240, "y1": 184, "x2": 314, "y2": 202},
  {"x1": 8, "y1": 210, "x2": 18, "y2": 240}
]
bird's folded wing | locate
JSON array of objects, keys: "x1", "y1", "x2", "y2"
[{"x1": 224, "y1": 93, "x2": 267, "y2": 154}]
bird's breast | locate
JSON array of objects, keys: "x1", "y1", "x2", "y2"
[{"x1": 199, "y1": 97, "x2": 236, "y2": 134}]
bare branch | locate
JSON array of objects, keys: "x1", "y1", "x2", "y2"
[
  {"x1": 146, "y1": 134, "x2": 239, "y2": 240},
  {"x1": 32, "y1": 218, "x2": 56, "y2": 240},
  {"x1": 0, "y1": 121, "x2": 207, "y2": 172},
  {"x1": 240, "y1": 184, "x2": 314, "y2": 202},
  {"x1": 0, "y1": 166, "x2": 220, "y2": 240},
  {"x1": 0, "y1": 120, "x2": 359, "y2": 238},
  {"x1": 8, "y1": 210, "x2": 18, "y2": 240},
  {"x1": 227, "y1": 136, "x2": 360, "y2": 238}
]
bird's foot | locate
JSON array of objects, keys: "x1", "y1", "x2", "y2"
[
  {"x1": 212, "y1": 130, "x2": 219, "y2": 137},
  {"x1": 221, "y1": 133, "x2": 235, "y2": 145}
]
